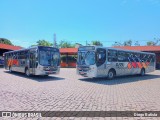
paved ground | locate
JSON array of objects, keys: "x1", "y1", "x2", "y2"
[{"x1": 0, "y1": 67, "x2": 160, "y2": 120}]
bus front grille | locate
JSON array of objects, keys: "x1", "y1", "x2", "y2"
[
  {"x1": 77, "y1": 66, "x2": 90, "y2": 72},
  {"x1": 43, "y1": 66, "x2": 58, "y2": 71}
]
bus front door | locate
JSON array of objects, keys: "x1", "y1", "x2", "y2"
[
  {"x1": 29, "y1": 52, "x2": 36, "y2": 75},
  {"x1": 96, "y1": 48, "x2": 107, "y2": 76}
]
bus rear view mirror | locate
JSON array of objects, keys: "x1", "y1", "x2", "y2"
[{"x1": 35, "y1": 53, "x2": 38, "y2": 58}]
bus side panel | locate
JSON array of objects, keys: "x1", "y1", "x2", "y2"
[
  {"x1": 145, "y1": 60, "x2": 155, "y2": 73},
  {"x1": 106, "y1": 62, "x2": 138, "y2": 76},
  {"x1": 97, "y1": 65, "x2": 108, "y2": 77}
]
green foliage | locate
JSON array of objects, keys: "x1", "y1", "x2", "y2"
[
  {"x1": 113, "y1": 40, "x2": 137, "y2": 46},
  {"x1": 113, "y1": 38, "x2": 160, "y2": 46},
  {"x1": 91, "y1": 40, "x2": 103, "y2": 46},
  {"x1": 146, "y1": 39, "x2": 160, "y2": 46},
  {"x1": 32, "y1": 39, "x2": 53, "y2": 47},
  {"x1": 112, "y1": 42, "x2": 123, "y2": 46},
  {"x1": 147, "y1": 41, "x2": 155, "y2": 46},
  {"x1": 0, "y1": 38, "x2": 13, "y2": 45},
  {"x1": 134, "y1": 41, "x2": 140, "y2": 46},
  {"x1": 124, "y1": 40, "x2": 132, "y2": 46},
  {"x1": 58, "y1": 40, "x2": 75, "y2": 48}
]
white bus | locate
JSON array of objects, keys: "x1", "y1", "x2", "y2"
[
  {"x1": 77, "y1": 46, "x2": 156, "y2": 79},
  {"x1": 4, "y1": 46, "x2": 60, "y2": 76}
]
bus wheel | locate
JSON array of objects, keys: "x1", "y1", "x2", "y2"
[
  {"x1": 108, "y1": 70, "x2": 115, "y2": 79},
  {"x1": 9, "y1": 66, "x2": 12, "y2": 73},
  {"x1": 25, "y1": 68, "x2": 31, "y2": 77},
  {"x1": 140, "y1": 68, "x2": 145, "y2": 76}
]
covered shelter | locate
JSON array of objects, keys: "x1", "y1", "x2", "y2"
[
  {"x1": 0, "y1": 43, "x2": 22, "y2": 65},
  {"x1": 0, "y1": 43, "x2": 22, "y2": 56},
  {"x1": 60, "y1": 48, "x2": 78, "y2": 67}
]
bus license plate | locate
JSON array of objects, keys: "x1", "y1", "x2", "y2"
[
  {"x1": 46, "y1": 71, "x2": 53, "y2": 74},
  {"x1": 80, "y1": 72, "x2": 84, "y2": 75}
]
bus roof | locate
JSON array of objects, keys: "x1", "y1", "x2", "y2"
[
  {"x1": 4, "y1": 46, "x2": 58, "y2": 54},
  {"x1": 78, "y1": 46, "x2": 155, "y2": 55}
]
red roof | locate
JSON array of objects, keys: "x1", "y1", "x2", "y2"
[
  {"x1": 60, "y1": 48, "x2": 78, "y2": 54},
  {"x1": 114, "y1": 46, "x2": 160, "y2": 52},
  {"x1": 59, "y1": 46, "x2": 160, "y2": 54},
  {"x1": 0, "y1": 43, "x2": 22, "y2": 50}
]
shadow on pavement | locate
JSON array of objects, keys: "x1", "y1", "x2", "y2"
[
  {"x1": 79, "y1": 74, "x2": 160, "y2": 85},
  {"x1": 0, "y1": 66, "x2": 4, "y2": 68},
  {"x1": 4, "y1": 71, "x2": 65, "y2": 82}
]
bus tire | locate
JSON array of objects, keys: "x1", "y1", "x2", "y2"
[
  {"x1": 140, "y1": 68, "x2": 145, "y2": 76},
  {"x1": 9, "y1": 66, "x2": 12, "y2": 73},
  {"x1": 25, "y1": 68, "x2": 31, "y2": 77},
  {"x1": 108, "y1": 69, "x2": 115, "y2": 80}
]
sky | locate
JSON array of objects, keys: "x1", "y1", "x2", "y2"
[{"x1": 0, "y1": 0, "x2": 160, "y2": 48}]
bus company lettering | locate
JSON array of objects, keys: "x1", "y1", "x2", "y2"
[{"x1": 116, "y1": 63, "x2": 124, "y2": 68}]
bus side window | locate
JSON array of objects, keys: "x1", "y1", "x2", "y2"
[
  {"x1": 96, "y1": 48, "x2": 106, "y2": 67},
  {"x1": 10, "y1": 53, "x2": 13, "y2": 59},
  {"x1": 5, "y1": 54, "x2": 7, "y2": 59},
  {"x1": 141, "y1": 54, "x2": 147, "y2": 62},
  {"x1": 26, "y1": 51, "x2": 29, "y2": 59},
  {"x1": 133, "y1": 53, "x2": 140, "y2": 62},
  {"x1": 108, "y1": 50, "x2": 117, "y2": 62},
  {"x1": 117, "y1": 51, "x2": 127, "y2": 62},
  {"x1": 15, "y1": 52, "x2": 18, "y2": 59},
  {"x1": 150, "y1": 55, "x2": 155, "y2": 62},
  {"x1": 8, "y1": 53, "x2": 11, "y2": 59},
  {"x1": 125, "y1": 52, "x2": 130, "y2": 62},
  {"x1": 152, "y1": 55, "x2": 155, "y2": 62}
]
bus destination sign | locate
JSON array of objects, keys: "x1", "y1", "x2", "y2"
[{"x1": 78, "y1": 46, "x2": 95, "y2": 51}]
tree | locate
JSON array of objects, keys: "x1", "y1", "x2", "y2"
[
  {"x1": 75, "y1": 43, "x2": 82, "y2": 48},
  {"x1": 32, "y1": 39, "x2": 53, "y2": 47},
  {"x1": 58, "y1": 40, "x2": 75, "y2": 48},
  {"x1": 134, "y1": 41, "x2": 140, "y2": 46},
  {"x1": 123, "y1": 40, "x2": 132, "y2": 46},
  {"x1": 146, "y1": 39, "x2": 160, "y2": 46},
  {"x1": 147, "y1": 41, "x2": 155, "y2": 46},
  {"x1": 112, "y1": 42, "x2": 123, "y2": 46},
  {"x1": 113, "y1": 40, "x2": 141, "y2": 46},
  {"x1": 0, "y1": 38, "x2": 13, "y2": 45},
  {"x1": 91, "y1": 40, "x2": 103, "y2": 46}
]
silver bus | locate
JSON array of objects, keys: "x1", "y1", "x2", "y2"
[
  {"x1": 77, "y1": 46, "x2": 156, "y2": 79},
  {"x1": 4, "y1": 46, "x2": 60, "y2": 76}
]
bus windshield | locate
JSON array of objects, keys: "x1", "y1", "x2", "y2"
[
  {"x1": 39, "y1": 50, "x2": 60, "y2": 66},
  {"x1": 78, "y1": 51, "x2": 95, "y2": 65}
]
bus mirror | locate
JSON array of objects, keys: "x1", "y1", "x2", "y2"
[{"x1": 35, "y1": 53, "x2": 38, "y2": 58}]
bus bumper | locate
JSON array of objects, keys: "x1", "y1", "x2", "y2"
[
  {"x1": 77, "y1": 68, "x2": 97, "y2": 78},
  {"x1": 35, "y1": 67, "x2": 60, "y2": 75}
]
